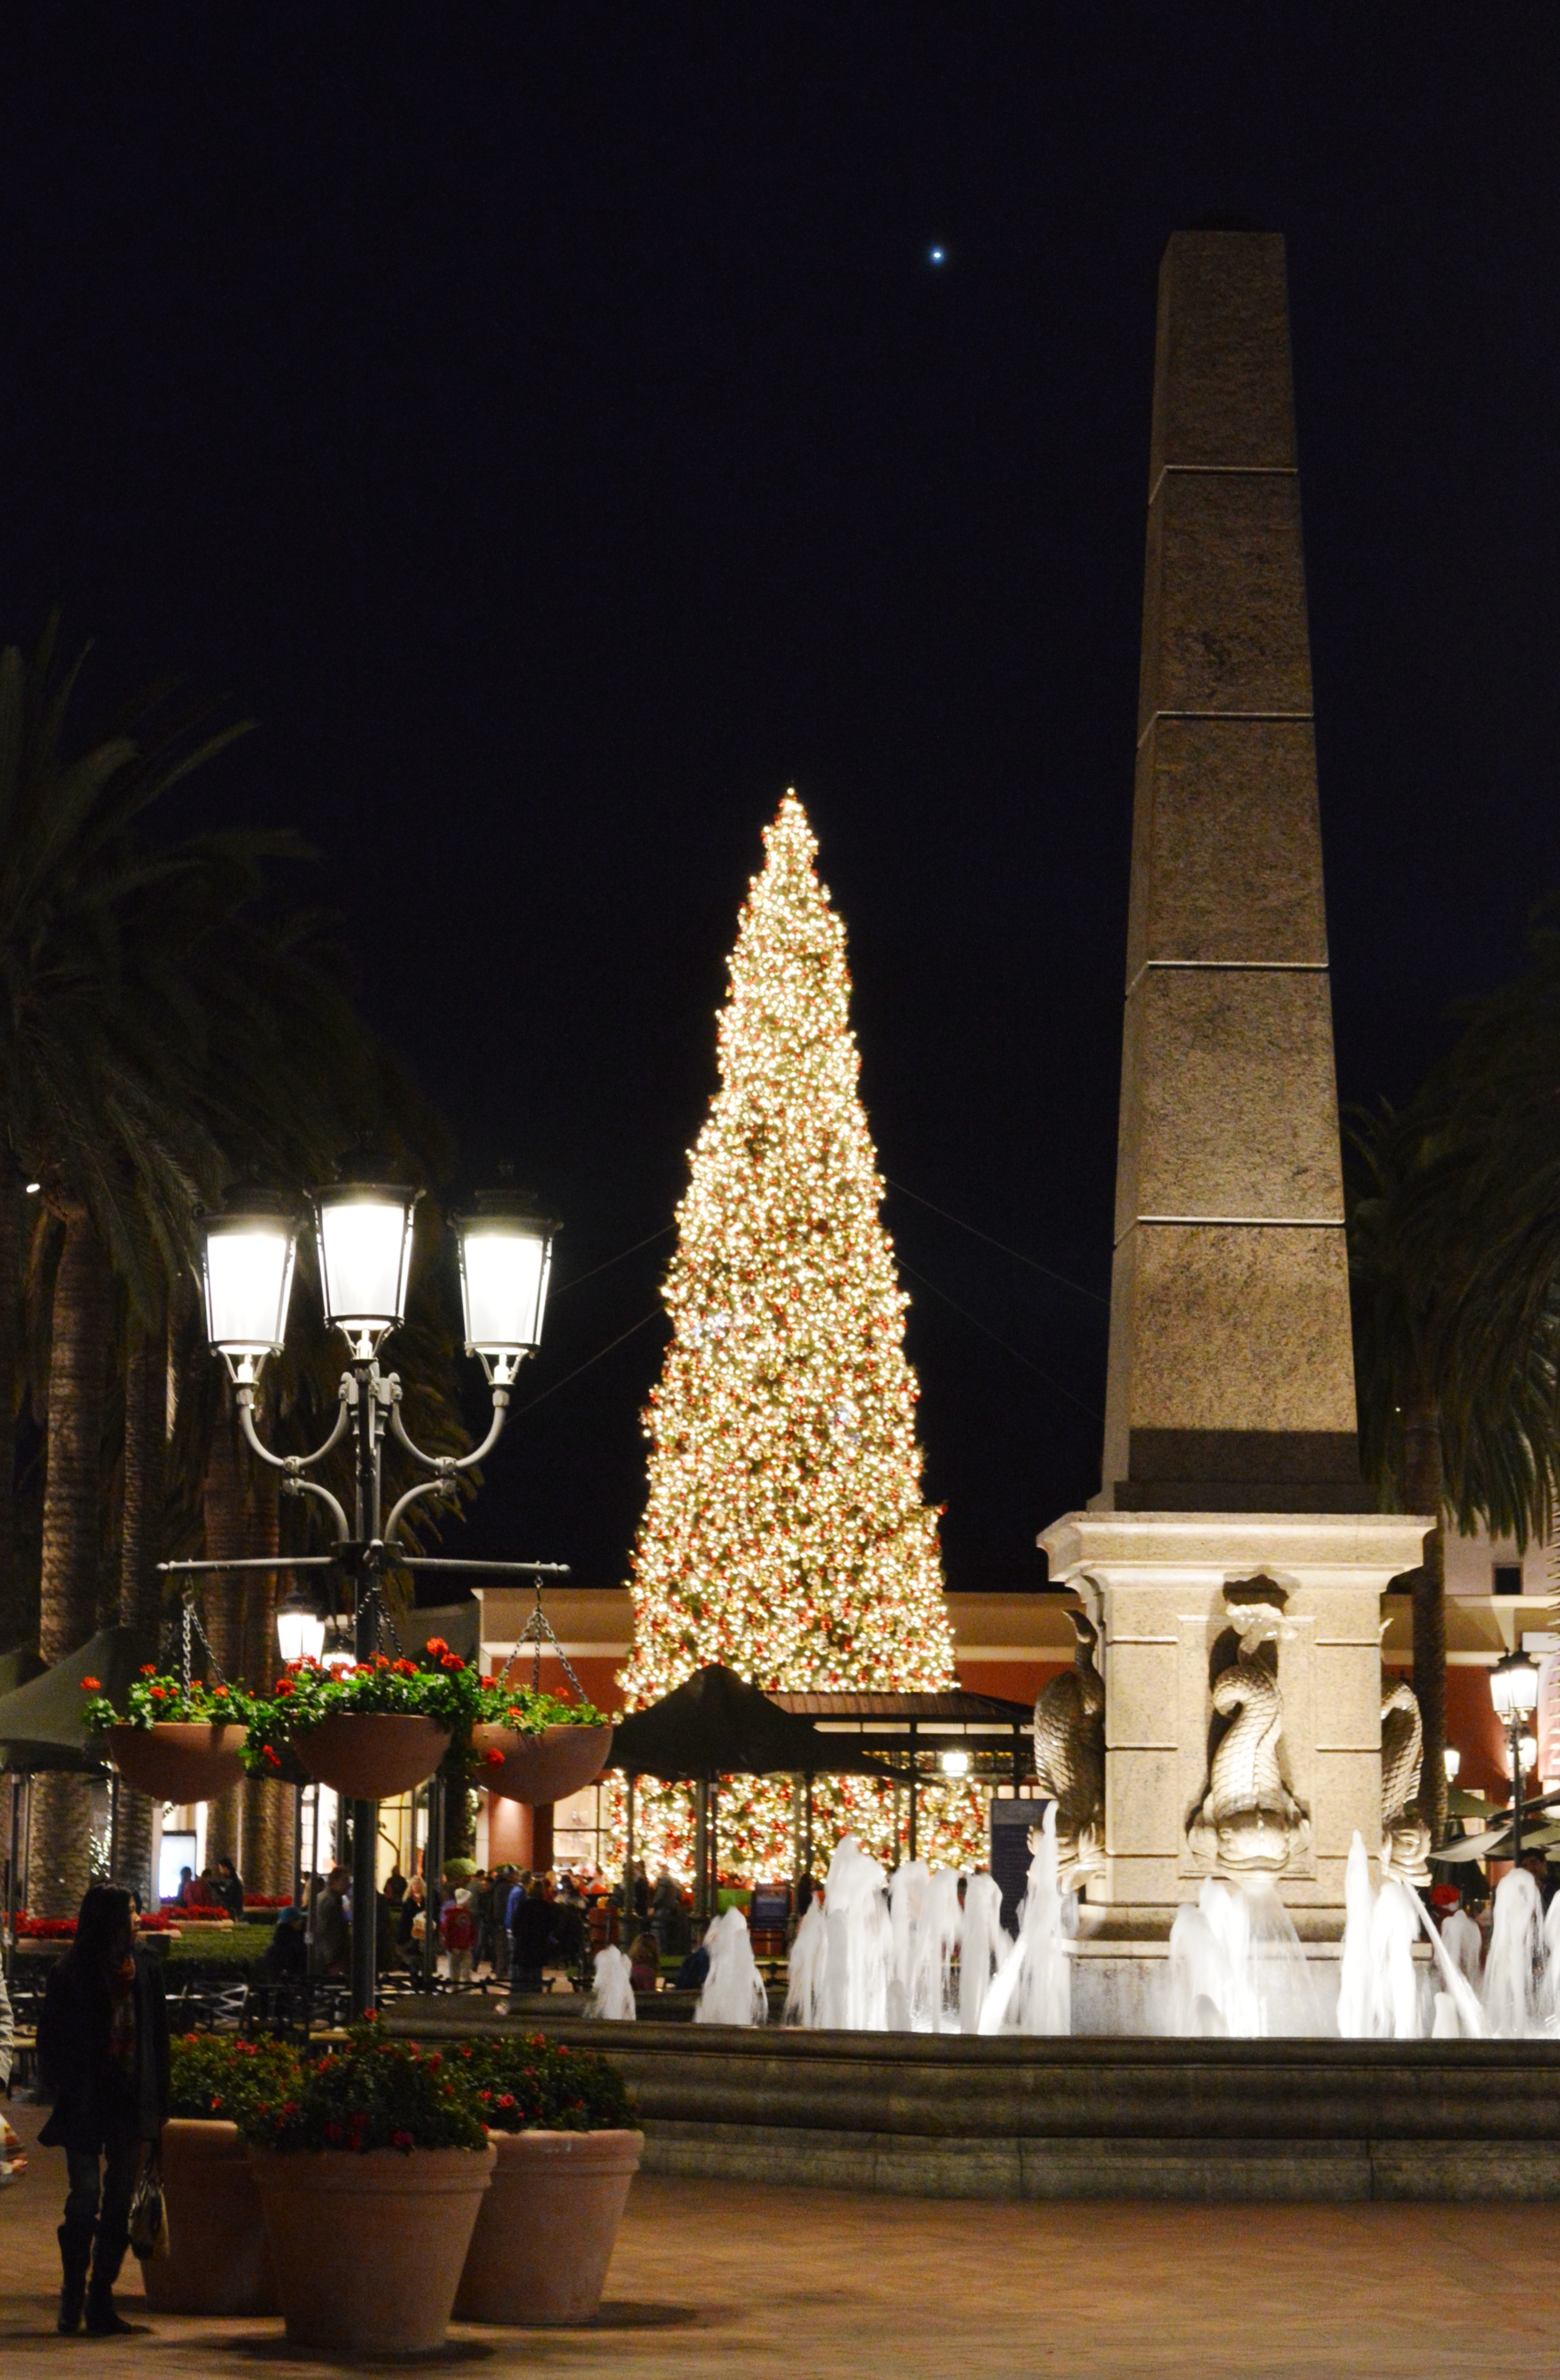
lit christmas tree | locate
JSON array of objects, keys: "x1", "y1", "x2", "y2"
[{"x1": 617, "y1": 793, "x2": 981, "y2": 1877}]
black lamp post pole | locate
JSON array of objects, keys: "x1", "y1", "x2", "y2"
[{"x1": 1510, "y1": 1713, "x2": 1525, "y2": 1875}]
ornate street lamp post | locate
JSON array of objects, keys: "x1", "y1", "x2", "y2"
[
  {"x1": 1489, "y1": 1649, "x2": 1540, "y2": 1872},
  {"x1": 170, "y1": 1173, "x2": 566, "y2": 2015}
]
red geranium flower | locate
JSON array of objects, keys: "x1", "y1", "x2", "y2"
[
  {"x1": 79, "y1": 1676, "x2": 100, "y2": 1690},
  {"x1": 483, "y1": 1748, "x2": 504, "y2": 1768},
  {"x1": 441, "y1": 1653, "x2": 464, "y2": 1671},
  {"x1": 140, "y1": 1663, "x2": 157, "y2": 1677},
  {"x1": 264, "y1": 1748, "x2": 282, "y2": 1769},
  {"x1": 149, "y1": 1684, "x2": 167, "y2": 1700},
  {"x1": 424, "y1": 1637, "x2": 449, "y2": 1657},
  {"x1": 212, "y1": 1684, "x2": 229, "y2": 1699},
  {"x1": 391, "y1": 2129, "x2": 413, "y2": 2151}
]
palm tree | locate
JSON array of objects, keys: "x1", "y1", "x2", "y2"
[
  {"x1": 1349, "y1": 923, "x2": 1560, "y2": 1842},
  {"x1": 0, "y1": 621, "x2": 385, "y2": 1909}
]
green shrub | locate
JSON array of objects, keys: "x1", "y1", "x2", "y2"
[
  {"x1": 168, "y1": 2032, "x2": 302, "y2": 2123},
  {"x1": 448, "y1": 2030, "x2": 633, "y2": 2132},
  {"x1": 237, "y1": 2020, "x2": 487, "y2": 2155}
]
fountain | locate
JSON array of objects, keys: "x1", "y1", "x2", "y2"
[
  {"x1": 694, "y1": 1906, "x2": 768, "y2": 2026},
  {"x1": 586, "y1": 1942, "x2": 636, "y2": 2021}
]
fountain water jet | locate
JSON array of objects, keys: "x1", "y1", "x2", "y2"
[{"x1": 695, "y1": 1905, "x2": 768, "y2": 2025}]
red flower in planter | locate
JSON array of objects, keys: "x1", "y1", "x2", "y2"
[
  {"x1": 140, "y1": 1663, "x2": 157, "y2": 1676},
  {"x1": 439, "y1": 1654, "x2": 464, "y2": 1672},
  {"x1": 149, "y1": 1684, "x2": 167, "y2": 1700},
  {"x1": 424, "y1": 1638, "x2": 449, "y2": 1657},
  {"x1": 79, "y1": 1676, "x2": 100, "y2": 1690},
  {"x1": 483, "y1": 1748, "x2": 504, "y2": 1768},
  {"x1": 391, "y1": 2129, "x2": 414, "y2": 2151}
]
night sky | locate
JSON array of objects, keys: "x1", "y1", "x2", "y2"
[{"x1": 2, "y1": 14, "x2": 1557, "y2": 1593}]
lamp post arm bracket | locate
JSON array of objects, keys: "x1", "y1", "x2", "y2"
[
  {"x1": 389, "y1": 1380, "x2": 509, "y2": 1474},
  {"x1": 157, "y1": 1554, "x2": 339, "y2": 1575},
  {"x1": 282, "y1": 1476, "x2": 352, "y2": 1540},
  {"x1": 382, "y1": 1476, "x2": 460, "y2": 1548},
  {"x1": 396, "y1": 1556, "x2": 571, "y2": 1576},
  {"x1": 236, "y1": 1382, "x2": 351, "y2": 1476}
]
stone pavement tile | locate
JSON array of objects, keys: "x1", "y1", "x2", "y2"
[{"x1": 2, "y1": 2097, "x2": 1555, "y2": 2379}]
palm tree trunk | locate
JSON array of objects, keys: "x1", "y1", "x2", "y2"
[
  {"x1": 0, "y1": 1170, "x2": 25, "y2": 1651},
  {"x1": 1402, "y1": 1389, "x2": 1448, "y2": 1844},
  {"x1": 200, "y1": 1400, "x2": 248, "y2": 1874},
  {"x1": 29, "y1": 1207, "x2": 113, "y2": 1916},
  {"x1": 114, "y1": 1312, "x2": 167, "y2": 1906}
]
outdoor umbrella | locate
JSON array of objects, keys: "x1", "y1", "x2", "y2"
[
  {"x1": 0, "y1": 1624, "x2": 160, "y2": 1774},
  {"x1": 606, "y1": 1662, "x2": 896, "y2": 1782}
]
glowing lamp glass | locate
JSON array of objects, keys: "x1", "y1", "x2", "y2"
[
  {"x1": 939, "y1": 1749, "x2": 970, "y2": 1778},
  {"x1": 313, "y1": 1183, "x2": 417, "y2": 1341},
  {"x1": 200, "y1": 1204, "x2": 298, "y2": 1371},
  {"x1": 1490, "y1": 1651, "x2": 1540, "y2": 1721},
  {"x1": 455, "y1": 1195, "x2": 557, "y2": 1381},
  {"x1": 1442, "y1": 1745, "x2": 1461, "y2": 1784},
  {"x1": 276, "y1": 1590, "x2": 326, "y2": 1666}
]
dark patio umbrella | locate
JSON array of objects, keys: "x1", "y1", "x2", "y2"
[
  {"x1": 606, "y1": 1662, "x2": 895, "y2": 1782},
  {"x1": 0, "y1": 1623, "x2": 161, "y2": 1773}
]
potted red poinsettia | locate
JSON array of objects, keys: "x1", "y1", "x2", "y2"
[
  {"x1": 82, "y1": 1666, "x2": 256, "y2": 1802},
  {"x1": 241, "y1": 2020, "x2": 494, "y2": 2354},
  {"x1": 450, "y1": 2032, "x2": 640, "y2": 2326},
  {"x1": 469, "y1": 1668, "x2": 613, "y2": 1805},
  {"x1": 245, "y1": 1636, "x2": 479, "y2": 1800}
]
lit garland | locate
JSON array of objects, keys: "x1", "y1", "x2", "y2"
[{"x1": 616, "y1": 793, "x2": 985, "y2": 1877}]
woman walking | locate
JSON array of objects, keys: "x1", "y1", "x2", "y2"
[{"x1": 37, "y1": 1883, "x2": 169, "y2": 2335}]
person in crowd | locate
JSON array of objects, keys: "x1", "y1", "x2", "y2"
[
  {"x1": 397, "y1": 1872, "x2": 424, "y2": 1960},
  {"x1": 674, "y1": 1938, "x2": 711, "y2": 1994},
  {"x1": 173, "y1": 1865, "x2": 195, "y2": 1907},
  {"x1": 37, "y1": 1883, "x2": 169, "y2": 2336},
  {"x1": 310, "y1": 1866, "x2": 351, "y2": 1977},
  {"x1": 488, "y1": 1864, "x2": 516, "y2": 1981},
  {"x1": 509, "y1": 1875, "x2": 553, "y2": 1996},
  {"x1": 628, "y1": 1930, "x2": 661, "y2": 1994},
  {"x1": 470, "y1": 1869, "x2": 495, "y2": 1971},
  {"x1": 212, "y1": 1856, "x2": 245, "y2": 1920},
  {"x1": 550, "y1": 1885, "x2": 587, "y2": 1979},
  {"x1": 632, "y1": 1862, "x2": 651, "y2": 1920},
  {"x1": 651, "y1": 1865, "x2": 681, "y2": 1955},
  {"x1": 441, "y1": 1886, "x2": 478, "y2": 1983},
  {"x1": 258, "y1": 1904, "x2": 309, "y2": 1984}
]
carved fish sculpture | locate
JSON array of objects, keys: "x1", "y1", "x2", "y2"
[
  {"x1": 1031, "y1": 1609, "x2": 1105, "y2": 1888},
  {"x1": 1186, "y1": 1606, "x2": 1310, "y2": 1875}
]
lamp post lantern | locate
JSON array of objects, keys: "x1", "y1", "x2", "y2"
[
  {"x1": 170, "y1": 1175, "x2": 571, "y2": 2018},
  {"x1": 1489, "y1": 1649, "x2": 1540, "y2": 1872}
]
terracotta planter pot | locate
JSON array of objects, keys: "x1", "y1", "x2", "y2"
[
  {"x1": 294, "y1": 1713, "x2": 450, "y2": 1799},
  {"x1": 249, "y1": 2142, "x2": 495, "y2": 2353},
  {"x1": 105, "y1": 1722, "x2": 249, "y2": 1802},
  {"x1": 454, "y1": 2128, "x2": 642, "y2": 2325},
  {"x1": 473, "y1": 1721, "x2": 613, "y2": 1805},
  {"x1": 140, "y1": 2120, "x2": 278, "y2": 2315}
]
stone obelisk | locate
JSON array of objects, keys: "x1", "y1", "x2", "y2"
[
  {"x1": 1101, "y1": 227, "x2": 1366, "y2": 1514},
  {"x1": 1041, "y1": 232, "x2": 1427, "y2": 1964}
]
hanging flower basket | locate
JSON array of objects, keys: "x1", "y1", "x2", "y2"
[
  {"x1": 106, "y1": 1723, "x2": 250, "y2": 1802},
  {"x1": 473, "y1": 1720, "x2": 613, "y2": 1804},
  {"x1": 245, "y1": 1637, "x2": 479, "y2": 1798},
  {"x1": 294, "y1": 1713, "x2": 450, "y2": 1799},
  {"x1": 469, "y1": 1673, "x2": 611, "y2": 1802},
  {"x1": 82, "y1": 1670, "x2": 255, "y2": 1801}
]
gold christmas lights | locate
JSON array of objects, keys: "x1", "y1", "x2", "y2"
[{"x1": 616, "y1": 793, "x2": 984, "y2": 1877}]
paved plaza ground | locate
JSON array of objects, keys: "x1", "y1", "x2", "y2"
[{"x1": 1, "y1": 2098, "x2": 1554, "y2": 2379}]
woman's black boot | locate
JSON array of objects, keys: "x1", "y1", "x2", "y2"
[{"x1": 56, "y1": 2222, "x2": 92, "y2": 2334}]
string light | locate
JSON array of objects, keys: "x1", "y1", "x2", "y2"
[{"x1": 616, "y1": 793, "x2": 985, "y2": 1876}]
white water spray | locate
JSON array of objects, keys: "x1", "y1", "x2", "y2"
[
  {"x1": 979, "y1": 1804, "x2": 1072, "y2": 2036},
  {"x1": 959, "y1": 1871, "x2": 1010, "y2": 2033},
  {"x1": 695, "y1": 1905, "x2": 768, "y2": 2026},
  {"x1": 1482, "y1": 1868, "x2": 1547, "y2": 2037},
  {"x1": 586, "y1": 1943, "x2": 636, "y2": 2021}
]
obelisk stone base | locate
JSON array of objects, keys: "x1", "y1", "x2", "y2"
[{"x1": 1039, "y1": 1510, "x2": 1430, "y2": 1935}]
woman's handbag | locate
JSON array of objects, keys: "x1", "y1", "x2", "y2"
[{"x1": 128, "y1": 2146, "x2": 168, "y2": 2260}]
